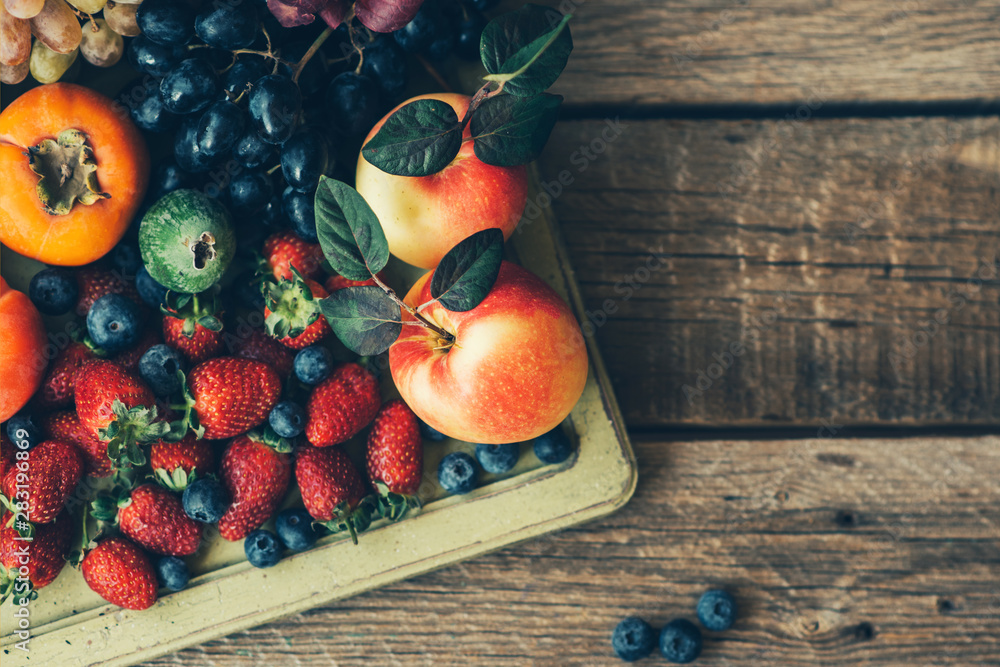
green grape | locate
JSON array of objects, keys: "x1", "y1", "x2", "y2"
[
  {"x1": 3, "y1": 0, "x2": 46, "y2": 20},
  {"x1": 103, "y1": 1, "x2": 139, "y2": 37},
  {"x1": 65, "y1": 0, "x2": 106, "y2": 12},
  {"x1": 1, "y1": 4, "x2": 31, "y2": 66},
  {"x1": 28, "y1": 37, "x2": 77, "y2": 83},
  {"x1": 80, "y1": 17, "x2": 122, "y2": 67},
  {"x1": 28, "y1": 0, "x2": 81, "y2": 54},
  {"x1": 1, "y1": 58, "x2": 29, "y2": 83}
]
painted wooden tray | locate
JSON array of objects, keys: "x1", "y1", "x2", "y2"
[{"x1": 0, "y1": 165, "x2": 636, "y2": 666}]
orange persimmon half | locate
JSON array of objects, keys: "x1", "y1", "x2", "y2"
[
  {"x1": 0, "y1": 83, "x2": 149, "y2": 266},
  {"x1": 0, "y1": 277, "x2": 48, "y2": 421}
]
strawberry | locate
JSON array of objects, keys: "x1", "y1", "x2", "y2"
[
  {"x1": 41, "y1": 410, "x2": 114, "y2": 477},
  {"x1": 74, "y1": 265, "x2": 144, "y2": 318},
  {"x1": 74, "y1": 360, "x2": 167, "y2": 468},
  {"x1": 295, "y1": 445, "x2": 372, "y2": 543},
  {"x1": 305, "y1": 363, "x2": 381, "y2": 448},
  {"x1": 161, "y1": 291, "x2": 224, "y2": 365},
  {"x1": 263, "y1": 230, "x2": 324, "y2": 282},
  {"x1": 34, "y1": 341, "x2": 96, "y2": 409},
  {"x1": 0, "y1": 514, "x2": 72, "y2": 599},
  {"x1": 228, "y1": 326, "x2": 295, "y2": 380},
  {"x1": 182, "y1": 357, "x2": 282, "y2": 440},
  {"x1": 150, "y1": 433, "x2": 214, "y2": 491},
  {"x1": 1, "y1": 440, "x2": 83, "y2": 524},
  {"x1": 366, "y1": 399, "x2": 423, "y2": 519},
  {"x1": 110, "y1": 324, "x2": 163, "y2": 373},
  {"x1": 264, "y1": 275, "x2": 331, "y2": 350},
  {"x1": 116, "y1": 484, "x2": 202, "y2": 556},
  {"x1": 217, "y1": 434, "x2": 291, "y2": 541},
  {"x1": 0, "y1": 432, "x2": 13, "y2": 482},
  {"x1": 323, "y1": 272, "x2": 383, "y2": 294},
  {"x1": 80, "y1": 536, "x2": 158, "y2": 610}
]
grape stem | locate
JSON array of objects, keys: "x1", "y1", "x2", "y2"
[
  {"x1": 293, "y1": 26, "x2": 334, "y2": 84},
  {"x1": 370, "y1": 273, "x2": 454, "y2": 342}
]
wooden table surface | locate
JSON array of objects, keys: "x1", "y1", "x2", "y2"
[{"x1": 144, "y1": 2, "x2": 1000, "y2": 665}]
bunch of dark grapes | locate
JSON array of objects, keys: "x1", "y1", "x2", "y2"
[{"x1": 119, "y1": 0, "x2": 496, "y2": 253}]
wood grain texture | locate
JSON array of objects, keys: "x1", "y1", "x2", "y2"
[
  {"x1": 533, "y1": 116, "x2": 1000, "y2": 426},
  {"x1": 139, "y1": 435, "x2": 1000, "y2": 666},
  {"x1": 527, "y1": 0, "x2": 1000, "y2": 106}
]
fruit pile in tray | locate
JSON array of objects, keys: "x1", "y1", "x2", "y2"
[{"x1": 0, "y1": 0, "x2": 581, "y2": 612}]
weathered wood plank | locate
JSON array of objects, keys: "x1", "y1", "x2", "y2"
[
  {"x1": 525, "y1": 0, "x2": 1000, "y2": 106},
  {"x1": 140, "y1": 436, "x2": 1000, "y2": 666},
  {"x1": 533, "y1": 116, "x2": 1000, "y2": 426}
]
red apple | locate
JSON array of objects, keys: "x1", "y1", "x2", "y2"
[
  {"x1": 389, "y1": 261, "x2": 588, "y2": 444},
  {"x1": 356, "y1": 93, "x2": 528, "y2": 269}
]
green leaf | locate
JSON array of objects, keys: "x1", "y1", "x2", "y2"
[
  {"x1": 480, "y1": 4, "x2": 573, "y2": 97},
  {"x1": 361, "y1": 99, "x2": 463, "y2": 177},
  {"x1": 430, "y1": 229, "x2": 505, "y2": 312},
  {"x1": 314, "y1": 177, "x2": 390, "y2": 282},
  {"x1": 470, "y1": 93, "x2": 562, "y2": 167},
  {"x1": 319, "y1": 286, "x2": 402, "y2": 356}
]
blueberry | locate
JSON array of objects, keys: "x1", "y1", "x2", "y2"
[
  {"x1": 293, "y1": 346, "x2": 332, "y2": 385},
  {"x1": 110, "y1": 242, "x2": 142, "y2": 280},
  {"x1": 419, "y1": 420, "x2": 446, "y2": 442},
  {"x1": 183, "y1": 478, "x2": 229, "y2": 523},
  {"x1": 275, "y1": 508, "x2": 317, "y2": 551},
  {"x1": 223, "y1": 57, "x2": 270, "y2": 99},
  {"x1": 268, "y1": 401, "x2": 306, "y2": 438},
  {"x1": 6, "y1": 413, "x2": 42, "y2": 450},
  {"x1": 127, "y1": 35, "x2": 186, "y2": 78},
  {"x1": 475, "y1": 443, "x2": 519, "y2": 474},
  {"x1": 612, "y1": 616, "x2": 657, "y2": 662},
  {"x1": 696, "y1": 589, "x2": 737, "y2": 631},
  {"x1": 282, "y1": 186, "x2": 317, "y2": 242},
  {"x1": 659, "y1": 619, "x2": 702, "y2": 664},
  {"x1": 135, "y1": 266, "x2": 169, "y2": 308},
  {"x1": 228, "y1": 169, "x2": 274, "y2": 215},
  {"x1": 28, "y1": 268, "x2": 78, "y2": 316},
  {"x1": 280, "y1": 130, "x2": 328, "y2": 193},
  {"x1": 130, "y1": 91, "x2": 180, "y2": 133},
  {"x1": 136, "y1": 0, "x2": 196, "y2": 46},
  {"x1": 360, "y1": 36, "x2": 408, "y2": 103},
  {"x1": 324, "y1": 72, "x2": 381, "y2": 138},
  {"x1": 234, "y1": 129, "x2": 274, "y2": 169},
  {"x1": 139, "y1": 344, "x2": 185, "y2": 397},
  {"x1": 195, "y1": 2, "x2": 260, "y2": 51},
  {"x1": 437, "y1": 452, "x2": 477, "y2": 494},
  {"x1": 248, "y1": 74, "x2": 302, "y2": 145},
  {"x1": 533, "y1": 428, "x2": 574, "y2": 464},
  {"x1": 155, "y1": 556, "x2": 190, "y2": 592},
  {"x1": 196, "y1": 100, "x2": 246, "y2": 159},
  {"x1": 160, "y1": 58, "x2": 220, "y2": 115},
  {"x1": 87, "y1": 294, "x2": 141, "y2": 353},
  {"x1": 245, "y1": 529, "x2": 282, "y2": 568}
]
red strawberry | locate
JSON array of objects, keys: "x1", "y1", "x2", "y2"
[
  {"x1": 218, "y1": 434, "x2": 291, "y2": 541},
  {"x1": 163, "y1": 316, "x2": 223, "y2": 365},
  {"x1": 117, "y1": 484, "x2": 202, "y2": 556},
  {"x1": 150, "y1": 433, "x2": 214, "y2": 490},
  {"x1": 80, "y1": 536, "x2": 158, "y2": 610},
  {"x1": 110, "y1": 324, "x2": 163, "y2": 373},
  {"x1": 75, "y1": 266, "x2": 144, "y2": 318},
  {"x1": 41, "y1": 410, "x2": 114, "y2": 477},
  {"x1": 0, "y1": 440, "x2": 83, "y2": 524},
  {"x1": 295, "y1": 445, "x2": 372, "y2": 543},
  {"x1": 34, "y1": 341, "x2": 96, "y2": 409},
  {"x1": 0, "y1": 432, "x2": 13, "y2": 482},
  {"x1": 229, "y1": 326, "x2": 295, "y2": 380},
  {"x1": 186, "y1": 357, "x2": 282, "y2": 439},
  {"x1": 323, "y1": 272, "x2": 384, "y2": 294},
  {"x1": 0, "y1": 514, "x2": 72, "y2": 594},
  {"x1": 264, "y1": 277, "x2": 331, "y2": 350},
  {"x1": 305, "y1": 363, "x2": 381, "y2": 448},
  {"x1": 263, "y1": 230, "x2": 324, "y2": 282},
  {"x1": 366, "y1": 399, "x2": 423, "y2": 496}
]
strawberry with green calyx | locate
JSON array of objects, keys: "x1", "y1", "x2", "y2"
[
  {"x1": 150, "y1": 433, "x2": 214, "y2": 492},
  {"x1": 169, "y1": 358, "x2": 281, "y2": 440},
  {"x1": 34, "y1": 340, "x2": 99, "y2": 410},
  {"x1": 161, "y1": 290, "x2": 224, "y2": 364},
  {"x1": 41, "y1": 410, "x2": 115, "y2": 477},
  {"x1": 92, "y1": 483, "x2": 202, "y2": 557},
  {"x1": 305, "y1": 362, "x2": 381, "y2": 448},
  {"x1": 80, "y1": 535, "x2": 158, "y2": 610},
  {"x1": 218, "y1": 432, "x2": 292, "y2": 541},
  {"x1": 295, "y1": 445, "x2": 374, "y2": 545},
  {"x1": 0, "y1": 513, "x2": 72, "y2": 603},
  {"x1": 1, "y1": 440, "x2": 83, "y2": 524},
  {"x1": 75, "y1": 360, "x2": 168, "y2": 469},
  {"x1": 263, "y1": 269, "x2": 332, "y2": 350},
  {"x1": 366, "y1": 399, "x2": 423, "y2": 521},
  {"x1": 262, "y1": 230, "x2": 325, "y2": 282}
]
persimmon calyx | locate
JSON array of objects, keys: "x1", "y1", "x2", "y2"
[{"x1": 26, "y1": 128, "x2": 111, "y2": 216}]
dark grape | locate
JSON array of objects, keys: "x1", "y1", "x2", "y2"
[
  {"x1": 282, "y1": 186, "x2": 317, "y2": 242},
  {"x1": 195, "y1": 2, "x2": 260, "y2": 51},
  {"x1": 248, "y1": 74, "x2": 302, "y2": 145},
  {"x1": 223, "y1": 57, "x2": 269, "y2": 98},
  {"x1": 233, "y1": 129, "x2": 274, "y2": 169},
  {"x1": 196, "y1": 101, "x2": 246, "y2": 159},
  {"x1": 455, "y1": 7, "x2": 487, "y2": 60},
  {"x1": 280, "y1": 130, "x2": 328, "y2": 193},
  {"x1": 136, "y1": 0, "x2": 196, "y2": 47},
  {"x1": 228, "y1": 169, "x2": 274, "y2": 215},
  {"x1": 465, "y1": 0, "x2": 500, "y2": 10},
  {"x1": 360, "y1": 36, "x2": 408, "y2": 103},
  {"x1": 147, "y1": 158, "x2": 192, "y2": 202},
  {"x1": 174, "y1": 115, "x2": 219, "y2": 174},
  {"x1": 324, "y1": 72, "x2": 381, "y2": 138},
  {"x1": 277, "y1": 40, "x2": 327, "y2": 98},
  {"x1": 190, "y1": 46, "x2": 236, "y2": 71},
  {"x1": 131, "y1": 92, "x2": 180, "y2": 133},
  {"x1": 262, "y1": 194, "x2": 285, "y2": 228},
  {"x1": 393, "y1": 1, "x2": 441, "y2": 53},
  {"x1": 127, "y1": 36, "x2": 185, "y2": 78},
  {"x1": 160, "y1": 58, "x2": 220, "y2": 115}
]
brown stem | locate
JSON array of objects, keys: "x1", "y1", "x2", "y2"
[
  {"x1": 416, "y1": 54, "x2": 453, "y2": 93},
  {"x1": 371, "y1": 274, "x2": 454, "y2": 342},
  {"x1": 459, "y1": 81, "x2": 504, "y2": 130},
  {"x1": 293, "y1": 26, "x2": 334, "y2": 84}
]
